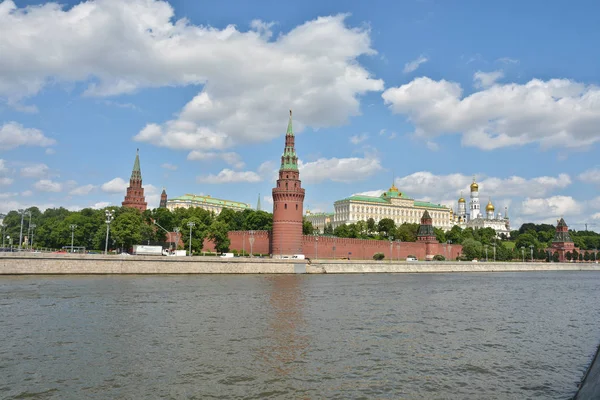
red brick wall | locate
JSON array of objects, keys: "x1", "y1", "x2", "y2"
[{"x1": 204, "y1": 231, "x2": 462, "y2": 260}]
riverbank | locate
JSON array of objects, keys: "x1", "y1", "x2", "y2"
[{"x1": 1, "y1": 253, "x2": 599, "y2": 274}]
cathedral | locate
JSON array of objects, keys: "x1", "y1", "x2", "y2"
[{"x1": 453, "y1": 178, "x2": 511, "y2": 238}]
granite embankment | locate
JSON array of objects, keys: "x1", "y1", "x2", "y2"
[{"x1": 1, "y1": 253, "x2": 599, "y2": 274}]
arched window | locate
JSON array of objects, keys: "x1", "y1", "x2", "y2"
[
  {"x1": 285, "y1": 204, "x2": 287, "y2": 209},
  {"x1": 286, "y1": 182, "x2": 288, "y2": 189},
  {"x1": 296, "y1": 204, "x2": 298, "y2": 210}
]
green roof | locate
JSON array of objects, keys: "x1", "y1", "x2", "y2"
[
  {"x1": 280, "y1": 110, "x2": 298, "y2": 171},
  {"x1": 306, "y1": 212, "x2": 334, "y2": 217},
  {"x1": 337, "y1": 195, "x2": 389, "y2": 204},
  {"x1": 131, "y1": 149, "x2": 141, "y2": 181},
  {"x1": 168, "y1": 194, "x2": 251, "y2": 208},
  {"x1": 414, "y1": 201, "x2": 449, "y2": 210},
  {"x1": 335, "y1": 194, "x2": 450, "y2": 210}
]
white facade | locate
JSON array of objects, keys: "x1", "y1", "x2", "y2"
[
  {"x1": 307, "y1": 185, "x2": 454, "y2": 231},
  {"x1": 304, "y1": 211, "x2": 333, "y2": 233},
  {"x1": 166, "y1": 194, "x2": 251, "y2": 215}
]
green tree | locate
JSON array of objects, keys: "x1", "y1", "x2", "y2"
[
  {"x1": 302, "y1": 218, "x2": 314, "y2": 235},
  {"x1": 395, "y1": 223, "x2": 418, "y2": 242},
  {"x1": 110, "y1": 209, "x2": 144, "y2": 251},
  {"x1": 566, "y1": 251, "x2": 572, "y2": 261},
  {"x1": 366, "y1": 218, "x2": 376, "y2": 234},
  {"x1": 377, "y1": 218, "x2": 396, "y2": 237},
  {"x1": 334, "y1": 224, "x2": 351, "y2": 238},
  {"x1": 208, "y1": 220, "x2": 230, "y2": 253},
  {"x1": 323, "y1": 223, "x2": 334, "y2": 235},
  {"x1": 553, "y1": 251, "x2": 560, "y2": 262},
  {"x1": 434, "y1": 227, "x2": 447, "y2": 243},
  {"x1": 461, "y1": 238, "x2": 482, "y2": 260}
]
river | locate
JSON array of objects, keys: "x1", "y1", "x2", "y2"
[{"x1": 1, "y1": 272, "x2": 599, "y2": 399}]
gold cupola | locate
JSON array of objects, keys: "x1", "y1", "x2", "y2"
[
  {"x1": 470, "y1": 176, "x2": 479, "y2": 192},
  {"x1": 486, "y1": 199, "x2": 495, "y2": 212}
]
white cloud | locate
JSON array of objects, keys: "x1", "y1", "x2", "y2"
[
  {"x1": 425, "y1": 140, "x2": 439, "y2": 151},
  {"x1": 0, "y1": 177, "x2": 12, "y2": 185},
  {"x1": 0, "y1": 122, "x2": 56, "y2": 150},
  {"x1": 403, "y1": 55, "x2": 428, "y2": 73},
  {"x1": 299, "y1": 155, "x2": 383, "y2": 184},
  {"x1": 69, "y1": 184, "x2": 96, "y2": 196},
  {"x1": 263, "y1": 195, "x2": 273, "y2": 205},
  {"x1": 21, "y1": 190, "x2": 33, "y2": 197},
  {"x1": 0, "y1": 192, "x2": 17, "y2": 199},
  {"x1": 33, "y1": 179, "x2": 62, "y2": 192},
  {"x1": 393, "y1": 171, "x2": 571, "y2": 200},
  {"x1": 161, "y1": 163, "x2": 178, "y2": 171},
  {"x1": 20, "y1": 163, "x2": 50, "y2": 178},
  {"x1": 45, "y1": 148, "x2": 55, "y2": 155},
  {"x1": 578, "y1": 168, "x2": 600, "y2": 184},
  {"x1": 187, "y1": 151, "x2": 245, "y2": 169},
  {"x1": 520, "y1": 196, "x2": 581, "y2": 217},
  {"x1": 196, "y1": 169, "x2": 262, "y2": 184},
  {"x1": 497, "y1": 57, "x2": 519, "y2": 65},
  {"x1": 0, "y1": 1, "x2": 383, "y2": 148},
  {"x1": 473, "y1": 70, "x2": 504, "y2": 89},
  {"x1": 349, "y1": 133, "x2": 369, "y2": 145},
  {"x1": 144, "y1": 184, "x2": 161, "y2": 209},
  {"x1": 382, "y1": 76, "x2": 600, "y2": 150},
  {"x1": 101, "y1": 177, "x2": 128, "y2": 193},
  {"x1": 91, "y1": 201, "x2": 111, "y2": 209}
]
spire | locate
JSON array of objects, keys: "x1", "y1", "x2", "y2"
[
  {"x1": 286, "y1": 109, "x2": 293, "y2": 136},
  {"x1": 280, "y1": 110, "x2": 298, "y2": 171},
  {"x1": 131, "y1": 148, "x2": 142, "y2": 181},
  {"x1": 257, "y1": 193, "x2": 261, "y2": 211}
]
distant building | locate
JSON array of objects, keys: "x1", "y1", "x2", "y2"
[
  {"x1": 550, "y1": 218, "x2": 576, "y2": 262},
  {"x1": 453, "y1": 178, "x2": 510, "y2": 238},
  {"x1": 159, "y1": 188, "x2": 168, "y2": 208},
  {"x1": 319, "y1": 184, "x2": 454, "y2": 231},
  {"x1": 304, "y1": 210, "x2": 334, "y2": 233},
  {"x1": 166, "y1": 194, "x2": 251, "y2": 214},
  {"x1": 122, "y1": 149, "x2": 147, "y2": 211}
]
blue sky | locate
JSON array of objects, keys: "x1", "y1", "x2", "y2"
[{"x1": 1, "y1": 0, "x2": 600, "y2": 229}]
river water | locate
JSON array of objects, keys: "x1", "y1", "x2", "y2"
[{"x1": 1, "y1": 272, "x2": 600, "y2": 399}]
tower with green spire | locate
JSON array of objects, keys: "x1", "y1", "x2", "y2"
[
  {"x1": 272, "y1": 110, "x2": 305, "y2": 257},
  {"x1": 122, "y1": 148, "x2": 147, "y2": 211}
]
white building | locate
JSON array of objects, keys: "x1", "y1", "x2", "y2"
[
  {"x1": 453, "y1": 178, "x2": 511, "y2": 238},
  {"x1": 166, "y1": 194, "x2": 251, "y2": 214},
  {"x1": 306, "y1": 184, "x2": 454, "y2": 232}
]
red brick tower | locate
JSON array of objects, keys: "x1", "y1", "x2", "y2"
[
  {"x1": 122, "y1": 149, "x2": 147, "y2": 211},
  {"x1": 159, "y1": 188, "x2": 168, "y2": 208},
  {"x1": 272, "y1": 110, "x2": 305, "y2": 257},
  {"x1": 551, "y1": 218, "x2": 575, "y2": 262},
  {"x1": 417, "y1": 210, "x2": 438, "y2": 260}
]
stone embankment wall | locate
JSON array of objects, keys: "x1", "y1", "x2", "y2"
[{"x1": 0, "y1": 254, "x2": 598, "y2": 274}]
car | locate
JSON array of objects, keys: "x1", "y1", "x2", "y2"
[{"x1": 406, "y1": 257, "x2": 417, "y2": 262}]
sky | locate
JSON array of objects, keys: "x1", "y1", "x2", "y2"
[{"x1": 1, "y1": 0, "x2": 600, "y2": 230}]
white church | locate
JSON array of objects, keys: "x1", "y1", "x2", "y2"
[{"x1": 453, "y1": 178, "x2": 511, "y2": 238}]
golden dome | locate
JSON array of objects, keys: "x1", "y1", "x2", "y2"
[
  {"x1": 389, "y1": 183, "x2": 399, "y2": 192},
  {"x1": 486, "y1": 200, "x2": 495, "y2": 212},
  {"x1": 458, "y1": 197, "x2": 466, "y2": 203},
  {"x1": 470, "y1": 181, "x2": 479, "y2": 192}
]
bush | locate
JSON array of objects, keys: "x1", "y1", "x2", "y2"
[
  {"x1": 373, "y1": 252, "x2": 385, "y2": 261},
  {"x1": 433, "y1": 255, "x2": 445, "y2": 261}
]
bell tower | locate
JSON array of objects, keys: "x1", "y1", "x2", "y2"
[{"x1": 271, "y1": 110, "x2": 305, "y2": 257}]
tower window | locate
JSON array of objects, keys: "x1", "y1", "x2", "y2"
[
  {"x1": 286, "y1": 182, "x2": 288, "y2": 189},
  {"x1": 285, "y1": 204, "x2": 287, "y2": 209},
  {"x1": 286, "y1": 175, "x2": 289, "y2": 178},
  {"x1": 296, "y1": 204, "x2": 298, "y2": 210}
]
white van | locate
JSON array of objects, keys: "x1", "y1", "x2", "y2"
[
  {"x1": 292, "y1": 254, "x2": 305, "y2": 260},
  {"x1": 219, "y1": 253, "x2": 234, "y2": 258},
  {"x1": 406, "y1": 257, "x2": 418, "y2": 262}
]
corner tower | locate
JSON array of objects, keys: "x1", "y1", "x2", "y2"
[
  {"x1": 271, "y1": 110, "x2": 305, "y2": 257},
  {"x1": 122, "y1": 149, "x2": 147, "y2": 211}
]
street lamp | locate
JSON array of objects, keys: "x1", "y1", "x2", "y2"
[
  {"x1": 389, "y1": 236, "x2": 394, "y2": 263},
  {"x1": 447, "y1": 240, "x2": 452, "y2": 261},
  {"x1": 529, "y1": 245, "x2": 534, "y2": 263},
  {"x1": 30, "y1": 224, "x2": 36, "y2": 250},
  {"x1": 396, "y1": 239, "x2": 401, "y2": 261},
  {"x1": 492, "y1": 242, "x2": 496, "y2": 262},
  {"x1": 26, "y1": 211, "x2": 32, "y2": 249},
  {"x1": 104, "y1": 209, "x2": 114, "y2": 255},
  {"x1": 7, "y1": 236, "x2": 11, "y2": 251},
  {"x1": 485, "y1": 245, "x2": 488, "y2": 262},
  {"x1": 187, "y1": 221, "x2": 195, "y2": 257},
  {"x1": 521, "y1": 246, "x2": 525, "y2": 263},
  {"x1": 314, "y1": 232, "x2": 319, "y2": 260},
  {"x1": 70, "y1": 224, "x2": 77, "y2": 253},
  {"x1": 249, "y1": 230, "x2": 255, "y2": 258}
]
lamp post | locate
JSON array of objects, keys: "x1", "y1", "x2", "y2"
[
  {"x1": 249, "y1": 230, "x2": 255, "y2": 258},
  {"x1": 396, "y1": 239, "x2": 401, "y2": 261},
  {"x1": 18, "y1": 209, "x2": 25, "y2": 251},
  {"x1": 485, "y1": 245, "x2": 488, "y2": 262},
  {"x1": 521, "y1": 246, "x2": 525, "y2": 263},
  {"x1": 1, "y1": 223, "x2": 5, "y2": 249},
  {"x1": 27, "y1": 211, "x2": 32, "y2": 249},
  {"x1": 314, "y1": 232, "x2": 319, "y2": 259},
  {"x1": 492, "y1": 242, "x2": 496, "y2": 262},
  {"x1": 333, "y1": 237, "x2": 336, "y2": 260},
  {"x1": 243, "y1": 231, "x2": 246, "y2": 256},
  {"x1": 187, "y1": 221, "x2": 195, "y2": 257},
  {"x1": 30, "y1": 224, "x2": 36, "y2": 250},
  {"x1": 7, "y1": 236, "x2": 11, "y2": 251},
  {"x1": 389, "y1": 236, "x2": 394, "y2": 263},
  {"x1": 70, "y1": 224, "x2": 77, "y2": 253},
  {"x1": 104, "y1": 209, "x2": 114, "y2": 255},
  {"x1": 529, "y1": 245, "x2": 534, "y2": 263},
  {"x1": 447, "y1": 240, "x2": 452, "y2": 260}
]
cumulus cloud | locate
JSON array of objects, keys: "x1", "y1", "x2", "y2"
[
  {"x1": 349, "y1": 133, "x2": 369, "y2": 145},
  {"x1": 473, "y1": 70, "x2": 504, "y2": 89},
  {"x1": 382, "y1": 76, "x2": 600, "y2": 150},
  {"x1": 578, "y1": 168, "x2": 600, "y2": 184},
  {"x1": 33, "y1": 179, "x2": 62, "y2": 192},
  {"x1": 520, "y1": 196, "x2": 581, "y2": 217},
  {"x1": 403, "y1": 55, "x2": 428, "y2": 73},
  {"x1": 196, "y1": 169, "x2": 262, "y2": 184},
  {"x1": 69, "y1": 184, "x2": 96, "y2": 196},
  {"x1": 101, "y1": 177, "x2": 128, "y2": 193},
  {"x1": 299, "y1": 155, "x2": 383, "y2": 184},
  {"x1": 20, "y1": 163, "x2": 50, "y2": 178},
  {"x1": 187, "y1": 151, "x2": 245, "y2": 169},
  {"x1": 0, "y1": 122, "x2": 56, "y2": 150},
  {"x1": 0, "y1": 1, "x2": 383, "y2": 147}
]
